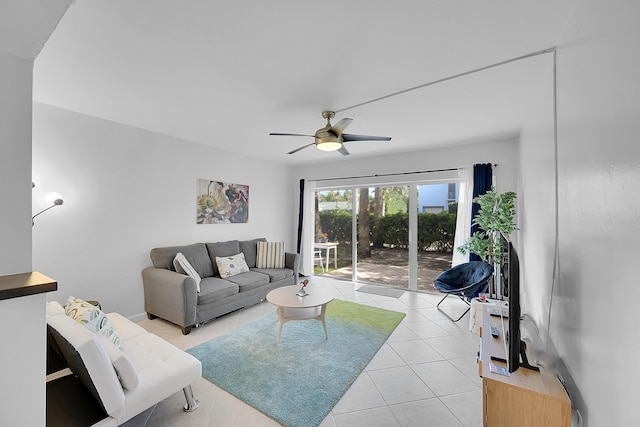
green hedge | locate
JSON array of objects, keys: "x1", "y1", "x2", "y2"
[
  {"x1": 319, "y1": 210, "x2": 456, "y2": 252},
  {"x1": 319, "y1": 209, "x2": 352, "y2": 242}
]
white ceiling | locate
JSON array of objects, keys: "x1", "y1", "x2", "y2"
[
  {"x1": 32, "y1": 0, "x2": 576, "y2": 165},
  {"x1": 0, "y1": 0, "x2": 71, "y2": 60}
]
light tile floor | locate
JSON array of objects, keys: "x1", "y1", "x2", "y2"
[{"x1": 122, "y1": 277, "x2": 483, "y2": 427}]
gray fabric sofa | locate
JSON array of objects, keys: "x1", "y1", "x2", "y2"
[{"x1": 142, "y1": 238, "x2": 299, "y2": 334}]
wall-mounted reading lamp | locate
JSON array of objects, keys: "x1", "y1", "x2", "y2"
[{"x1": 32, "y1": 187, "x2": 64, "y2": 226}]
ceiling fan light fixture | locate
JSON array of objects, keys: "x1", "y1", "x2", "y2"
[
  {"x1": 316, "y1": 140, "x2": 342, "y2": 152},
  {"x1": 315, "y1": 130, "x2": 342, "y2": 151}
]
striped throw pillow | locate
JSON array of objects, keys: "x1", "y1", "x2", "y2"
[{"x1": 256, "y1": 241, "x2": 285, "y2": 269}]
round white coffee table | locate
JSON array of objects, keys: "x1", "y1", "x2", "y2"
[{"x1": 266, "y1": 284, "x2": 335, "y2": 344}]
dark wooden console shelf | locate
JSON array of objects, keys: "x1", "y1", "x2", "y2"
[
  {"x1": 480, "y1": 305, "x2": 571, "y2": 427},
  {"x1": 0, "y1": 271, "x2": 57, "y2": 301}
]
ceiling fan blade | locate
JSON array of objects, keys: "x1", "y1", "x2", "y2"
[
  {"x1": 338, "y1": 145, "x2": 350, "y2": 156},
  {"x1": 287, "y1": 143, "x2": 315, "y2": 155},
  {"x1": 342, "y1": 133, "x2": 392, "y2": 142},
  {"x1": 330, "y1": 118, "x2": 353, "y2": 136},
  {"x1": 270, "y1": 133, "x2": 315, "y2": 138}
]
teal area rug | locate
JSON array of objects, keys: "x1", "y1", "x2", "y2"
[{"x1": 187, "y1": 299, "x2": 405, "y2": 427}]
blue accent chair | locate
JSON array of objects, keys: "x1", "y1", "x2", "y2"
[{"x1": 434, "y1": 261, "x2": 493, "y2": 322}]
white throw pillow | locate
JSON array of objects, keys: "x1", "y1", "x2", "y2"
[
  {"x1": 98, "y1": 335, "x2": 139, "y2": 390},
  {"x1": 65, "y1": 296, "x2": 122, "y2": 348},
  {"x1": 216, "y1": 252, "x2": 250, "y2": 278},
  {"x1": 256, "y1": 241, "x2": 285, "y2": 269},
  {"x1": 173, "y1": 252, "x2": 202, "y2": 292}
]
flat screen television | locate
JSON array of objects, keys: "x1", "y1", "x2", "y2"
[{"x1": 500, "y1": 232, "x2": 539, "y2": 373}]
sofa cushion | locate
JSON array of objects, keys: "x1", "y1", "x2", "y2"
[
  {"x1": 206, "y1": 240, "x2": 240, "y2": 276},
  {"x1": 251, "y1": 267, "x2": 293, "y2": 283},
  {"x1": 197, "y1": 277, "x2": 240, "y2": 305},
  {"x1": 239, "y1": 238, "x2": 267, "y2": 268},
  {"x1": 256, "y1": 241, "x2": 285, "y2": 268},
  {"x1": 65, "y1": 296, "x2": 122, "y2": 348},
  {"x1": 98, "y1": 335, "x2": 139, "y2": 391},
  {"x1": 173, "y1": 252, "x2": 202, "y2": 292},
  {"x1": 150, "y1": 243, "x2": 214, "y2": 278},
  {"x1": 223, "y1": 271, "x2": 270, "y2": 292}
]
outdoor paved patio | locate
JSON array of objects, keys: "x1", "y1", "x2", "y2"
[{"x1": 321, "y1": 248, "x2": 452, "y2": 293}]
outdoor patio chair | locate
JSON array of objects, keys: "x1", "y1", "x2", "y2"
[
  {"x1": 314, "y1": 249, "x2": 325, "y2": 272},
  {"x1": 434, "y1": 261, "x2": 493, "y2": 322}
]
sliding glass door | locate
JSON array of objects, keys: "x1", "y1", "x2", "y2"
[
  {"x1": 355, "y1": 186, "x2": 410, "y2": 288},
  {"x1": 313, "y1": 176, "x2": 459, "y2": 292},
  {"x1": 314, "y1": 189, "x2": 353, "y2": 277},
  {"x1": 416, "y1": 183, "x2": 459, "y2": 292}
]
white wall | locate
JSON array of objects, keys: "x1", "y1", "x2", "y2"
[
  {"x1": 32, "y1": 102, "x2": 295, "y2": 319},
  {"x1": 518, "y1": 52, "x2": 556, "y2": 332},
  {"x1": 0, "y1": 293, "x2": 48, "y2": 425},
  {"x1": 0, "y1": 50, "x2": 47, "y2": 427},
  {"x1": 0, "y1": 53, "x2": 33, "y2": 274},
  {"x1": 519, "y1": 1, "x2": 640, "y2": 425}
]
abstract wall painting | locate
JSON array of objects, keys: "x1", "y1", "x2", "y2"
[{"x1": 197, "y1": 179, "x2": 249, "y2": 224}]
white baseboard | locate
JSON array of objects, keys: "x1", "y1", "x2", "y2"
[{"x1": 129, "y1": 312, "x2": 148, "y2": 323}]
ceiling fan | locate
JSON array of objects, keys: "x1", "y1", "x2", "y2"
[{"x1": 270, "y1": 111, "x2": 391, "y2": 155}]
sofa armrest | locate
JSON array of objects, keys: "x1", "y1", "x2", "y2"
[
  {"x1": 285, "y1": 252, "x2": 300, "y2": 280},
  {"x1": 141, "y1": 267, "x2": 197, "y2": 329}
]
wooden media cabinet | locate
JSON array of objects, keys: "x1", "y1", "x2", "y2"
[{"x1": 479, "y1": 305, "x2": 571, "y2": 427}]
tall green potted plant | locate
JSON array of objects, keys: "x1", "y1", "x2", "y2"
[{"x1": 458, "y1": 187, "x2": 517, "y2": 265}]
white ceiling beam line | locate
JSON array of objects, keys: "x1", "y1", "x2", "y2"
[{"x1": 335, "y1": 47, "x2": 557, "y2": 114}]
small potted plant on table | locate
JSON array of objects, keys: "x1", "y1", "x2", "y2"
[{"x1": 316, "y1": 232, "x2": 328, "y2": 243}]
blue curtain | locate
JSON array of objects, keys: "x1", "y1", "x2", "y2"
[
  {"x1": 297, "y1": 179, "x2": 304, "y2": 254},
  {"x1": 470, "y1": 163, "x2": 492, "y2": 262}
]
